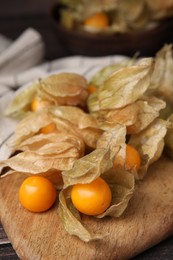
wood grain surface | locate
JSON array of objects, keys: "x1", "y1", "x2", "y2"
[{"x1": 0, "y1": 156, "x2": 173, "y2": 260}]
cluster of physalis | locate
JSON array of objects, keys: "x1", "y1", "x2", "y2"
[
  {"x1": 1, "y1": 44, "x2": 173, "y2": 242},
  {"x1": 58, "y1": 0, "x2": 173, "y2": 33}
]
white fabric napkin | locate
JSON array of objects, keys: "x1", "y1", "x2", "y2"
[
  {"x1": 0, "y1": 28, "x2": 45, "y2": 91},
  {"x1": 0, "y1": 34, "x2": 12, "y2": 54}
]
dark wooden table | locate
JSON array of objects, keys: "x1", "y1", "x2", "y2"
[{"x1": 0, "y1": 1, "x2": 173, "y2": 259}]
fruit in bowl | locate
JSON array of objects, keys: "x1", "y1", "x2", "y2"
[
  {"x1": 50, "y1": 0, "x2": 173, "y2": 56},
  {"x1": 56, "y1": 0, "x2": 173, "y2": 33}
]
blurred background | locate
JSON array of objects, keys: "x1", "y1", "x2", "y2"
[
  {"x1": 1, "y1": 0, "x2": 173, "y2": 60},
  {"x1": 0, "y1": 0, "x2": 67, "y2": 60}
]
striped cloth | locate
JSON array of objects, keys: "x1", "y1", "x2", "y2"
[{"x1": 0, "y1": 28, "x2": 45, "y2": 91}]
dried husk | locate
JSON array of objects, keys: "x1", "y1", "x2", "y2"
[
  {"x1": 119, "y1": 0, "x2": 144, "y2": 21},
  {"x1": 51, "y1": 106, "x2": 99, "y2": 130},
  {"x1": 14, "y1": 133, "x2": 84, "y2": 157},
  {"x1": 5, "y1": 73, "x2": 89, "y2": 119},
  {"x1": 109, "y1": 10, "x2": 129, "y2": 33},
  {"x1": 99, "y1": 168, "x2": 135, "y2": 218},
  {"x1": 126, "y1": 97, "x2": 165, "y2": 134},
  {"x1": 89, "y1": 59, "x2": 132, "y2": 87},
  {"x1": 59, "y1": 126, "x2": 135, "y2": 241},
  {"x1": 79, "y1": 127, "x2": 103, "y2": 150},
  {"x1": 8, "y1": 109, "x2": 55, "y2": 148},
  {"x1": 128, "y1": 5, "x2": 151, "y2": 31},
  {"x1": 0, "y1": 151, "x2": 76, "y2": 175},
  {"x1": 150, "y1": 44, "x2": 173, "y2": 110},
  {"x1": 5, "y1": 83, "x2": 37, "y2": 119},
  {"x1": 62, "y1": 125, "x2": 126, "y2": 188},
  {"x1": 59, "y1": 166, "x2": 135, "y2": 241},
  {"x1": 9, "y1": 106, "x2": 102, "y2": 151},
  {"x1": 99, "y1": 58, "x2": 154, "y2": 110},
  {"x1": 58, "y1": 188, "x2": 103, "y2": 242},
  {"x1": 87, "y1": 92, "x2": 100, "y2": 114},
  {"x1": 145, "y1": 0, "x2": 173, "y2": 19},
  {"x1": 0, "y1": 133, "x2": 85, "y2": 176},
  {"x1": 96, "y1": 124, "x2": 126, "y2": 160},
  {"x1": 39, "y1": 73, "x2": 88, "y2": 107},
  {"x1": 88, "y1": 58, "x2": 154, "y2": 112},
  {"x1": 62, "y1": 148, "x2": 112, "y2": 188},
  {"x1": 51, "y1": 106, "x2": 103, "y2": 148},
  {"x1": 129, "y1": 118, "x2": 168, "y2": 179},
  {"x1": 95, "y1": 96, "x2": 165, "y2": 133}
]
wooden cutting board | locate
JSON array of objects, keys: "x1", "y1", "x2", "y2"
[{"x1": 0, "y1": 155, "x2": 173, "y2": 260}]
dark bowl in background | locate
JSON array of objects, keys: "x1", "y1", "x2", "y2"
[{"x1": 50, "y1": 3, "x2": 173, "y2": 57}]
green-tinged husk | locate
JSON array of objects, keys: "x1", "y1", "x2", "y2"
[
  {"x1": 129, "y1": 118, "x2": 168, "y2": 179},
  {"x1": 88, "y1": 58, "x2": 154, "y2": 112}
]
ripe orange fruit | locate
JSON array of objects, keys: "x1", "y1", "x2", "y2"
[
  {"x1": 19, "y1": 176, "x2": 57, "y2": 212},
  {"x1": 84, "y1": 12, "x2": 109, "y2": 29},
  {"x1": 40, "y1": 123, "x2": 57, "y2": 134},
  {"x1": 31, "y1": 97, "x2": 52, "y2": 112},
  {"x1": 71, "y1": 177, "x2": 112, "y2": 216},
  {"x1": 114, "y1": 144, "x2": 141, "y2": 172},
  {"x1": 87, "y1": 84, "x2": 97, "y2": 94}
]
